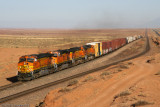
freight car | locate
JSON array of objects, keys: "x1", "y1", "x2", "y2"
[
  {"x1": 17, "y1": 35, "x2": 142, "y2": 80},
  {"x1": 86, "y1": 42, "x2": 102, "y2": 57}
]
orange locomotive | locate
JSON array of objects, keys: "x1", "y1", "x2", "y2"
[
  {"x1": 17, "y1": 53, "x2": 52, "y2": 80},
  {"x1": 82, "y1": 45, "x2": 95, "y2": 60},
  {"x1": 49, "y1": 45, "x2": 95, "y2": 71},
  {"x1": 49, "y1": 49, "x2": 70, "y2": 71},
  {"x1": 17, "y1": 45, "x2": 95, "y2": 80}
]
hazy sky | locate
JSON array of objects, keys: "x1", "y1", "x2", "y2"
[{"x1": 0, "y1": 0, "x2": 160, "y2": 29}]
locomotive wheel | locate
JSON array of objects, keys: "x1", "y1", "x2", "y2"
[
  {"x1": 17, "y1": 77, "x2": 22, "y2": 81},
  {"x1": 31, "y1": 76, "x2": 35, "y2": 80},
  {"x1": 34, "y1": 74, "x2": 39, "y2": 79},
  {"x1": 58, "y1": 66, "x2": 62, "y2": 71}
]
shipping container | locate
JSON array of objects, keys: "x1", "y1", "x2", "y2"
[
  {"x1": 106, "y1": 41, "x2": 112, "y2": 52},
  {"x1": 110, "y1": 40, "x2": 115, "y2": 51},
  {"x1": 126, "y1": 36, "x2": 133, "y2": 43},
  {"x1": 133, "y1": 36, "x2": 135, "y2": 41},
  {"x1": 86, "y1": 42, "x2": 102, "y2": 57},
  {"x1": 138, "y1": 35, "x2": 142, "y2": 39},
  {"x1": 115, "y1": 39, "x2": 120, "y2": 49},
  {"x1": 102, "y1": 42, "x2": 107, "y2": 54},
  {"x1": 120, "y1": 38, "x2": 127, "y2": 47}
]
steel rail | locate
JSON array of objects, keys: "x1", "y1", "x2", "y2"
[{"x1": 0, "y1": 82, "x2": 23, "y2": 92}]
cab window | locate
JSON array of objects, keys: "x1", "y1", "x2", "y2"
[
  {"x1": 19, "y1": 58, "x2": 26, "y2": 62},
  {"x1": 27, "y1": 58, "x2": 34, "y2": 62},
  {"x1": 53, "y1": 53, "x2": 57, "y2": 57}
]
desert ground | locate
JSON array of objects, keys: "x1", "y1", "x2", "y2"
[
  {"x1": 0, "y1": 29, "x2": 144, "y2": 86},
  {"x1": 1, "y1": 29, "x2": 160, "y2": 107},
  {"x1": 39, "y1": 29, "x2": 160, "y2": 107}
]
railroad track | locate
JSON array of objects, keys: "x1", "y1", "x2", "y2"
[
  {"x1": 0, "y1": 82, "x2": 23, "y2": 92},
  {"x1": 0, "y1": 36, "x2": 142, "y2": 92},
  {"x1": 0, "y1": 29, "x2": 150, "y2": 104},
  {"x1": 153, "y1": 29, "x2": 160, "y2": 36}
]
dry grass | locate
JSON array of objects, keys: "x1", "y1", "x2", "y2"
[
  {"x1": 131, "y1": 96, "x2": 138, "y2": 101},
  {"x1": 138, "y1": 93, "x2": 146, "y2": 97},
  {"x1": 0, "y1": 66, "x2": 3, "y2": 69},
  {"x1": 119, "y1": 65, "x2": 129, "y2": 69},
  {"x1": 0, "y1": 33, "x2": 111, "y2": 48},
  {"x1": 67, "y1": 80, "x2": 79, "y2": 87},
  {"x1": 117, "y1": 69, "x2": 122, "y2": 72},
  {"x1": 131, "y1": 100, "x2": 153, "y2": 106},
  {"x1": 114, "y1": 90, "x2": 131, "y2": 99},
  {"x1": 58, "y1": 87, "x2": 72, "y2": 93},
  {"x1": 100, "y1": 71, "x2": 111, "y2": 76},
  {"x1": 83, "y1": 76, "x2": 94, "y2": 82},
  {"x1": 155, "y1": 71, "x2": 160, "y2": 75},
  {"x1": 0, "y1": 29, "x2": 145, "y2": 48},
  {"x1": 128, "y1": 61, "x2": 133, "y2": 65}
]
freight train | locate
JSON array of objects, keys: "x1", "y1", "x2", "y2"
[{"x1": 17, "y1": 35, "x2": 142, "y2": 80}]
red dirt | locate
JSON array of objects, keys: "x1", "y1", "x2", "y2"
[
  {"x1": 42, "y1": 54, "x2": 160, "y2": 107},
  {"x1": 42, "y1": 30, "x2": 160, "y2": 107}
]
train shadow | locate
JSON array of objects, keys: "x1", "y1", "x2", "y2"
[{"x1": 6, "y1": 76, "x2": 18, "y2": 83}]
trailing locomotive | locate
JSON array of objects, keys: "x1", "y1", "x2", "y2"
[{"x1": 17, "y1": 35, "x2": 142, "y2": 80}]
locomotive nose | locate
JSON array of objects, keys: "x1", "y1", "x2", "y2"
[{"x1": 18, "y1": 62, "x2": 33, "y2": 73}]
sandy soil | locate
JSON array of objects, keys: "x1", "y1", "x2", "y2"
[
  {"x1": 0, "y1": 29, "x2": 144, "y2": 48},
  {"x1": 0, "y1": 29, "x2": 144, "y2": 37},
  {"x1": 0, "y1": 29, "x2": 144, "y2": 86},
  {"x1": 43, "y1": 56, "x2": 160, "y2": 107},
  {"x1": 111, "y1": 53, "x2": 160, "y2": 107},
  {"x1": 0, "y1": 28, "x2": 152, "y2": 107},
  {"x1": 0, "y1": 35, "x2": 146, "y2": 107},
  {"x1": 42, "y1": 30, "x2": 160, "y2": 107}
]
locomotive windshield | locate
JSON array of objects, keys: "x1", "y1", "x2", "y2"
[
  {"x1": 19, "y1": 58, "x2": 26, "y2": 62},
  {"x1": 27, "y1": 58, "x2": 34, "y2": 63},
  {"x1": 52, "y1": 53, "x2": 57, "y2": 57}
]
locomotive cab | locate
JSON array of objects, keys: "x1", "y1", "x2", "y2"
[
  {"x1": 49, "y1": 50, "x2": 69, "y2": 65},
  {"x1": 17, "y1": 56, "x2": 37, "y2": 80},
  {"x1": 18, "y1": 56, "x2": 36, "y2": 72}
]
